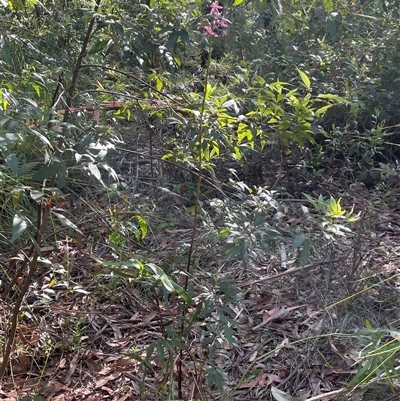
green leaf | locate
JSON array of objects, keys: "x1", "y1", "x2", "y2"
[
  {"x1": 286, "y1": 18, "x2": 295, "y2": 33},
  {"x1": 5, "y1": 153, "x2": 18, "y2": 175},
  {"x1": 348, "y1": 359, "x2": 372, "y2": 387},
  {"x1": 57, "y1": 164, "x2": 67, "y2": 189},
  {"x1": 156, "y1": 341, "x2": 166, "y2": 363},
  {"x1": 179, "y1": 29, "x2": 191, "y2": 48},
  {"x1": 165, "y1": 29, "x2": 179, "y2": 50},
  {"x1": 52, "y1": 211, "x2": 82, "y2": 234},
  {"x1": 233, "y1": 0, "x2": 244, "y2": 5},
  {"x1": 88, "y1": 39, "x2": 109, "y2": 55},
  {"x1": 323, "y1": 0, "x2": 334, "y2": 13},
  {"x1": 147, "y1": 263, "x2": 174, "y2": 291},
  {"x1": 136, "y1": 214, "x2": 148, "y2": 239},
  {"x1": 326, "y1": 18, "x2": 336, "y2": 41},
  {"x1": 146, "y1": 263, "x2": 191, "y2": 304},
  {"x1": 114, "y1": 22, "x2": 124, "y2": 38},
  {"x1": 12, "y1": 213, "x2": 28, "y2": 242},
  {"x1": 18, "y1": 161, "x2": 39, "y2": 176},
  {"x1": 30, "y1": 190, "x2": 44, "y2": 203},
  {"x1": 223, "y1": 325, "x2": 236, "y2": 345},
  {"x1": 87, "y1": 163, "x2": 103, "y2": 185},
  {"x1": 155, "y1": 76, "x2": 163, "y2": 91},
  {"x1": 0, "y1": 133, "x2": 20, "y2": 149},
  {"x1": 207, "y1": 366, "x2": 225, "y2": 392},
  {"x1": 31, "y1": 82, "x2": 41, "y2": 97},
  {"x1": 260, "y1": 0, "x2": 269, "y2": 11},
  {"x1": 204, "y1": 83, "x2": 216, "y2": 100},
  {"x1": 32, "y1": 163, "x2": 59, "y2": 181},
  {"x1": 0, "y1": 35, "x2": 11, "y2": 64},
  {"x1": 173, "y1": 282, "x2": 192, "y2": 305},
  {"x1": 315, "y1": 104, "x2": 333, "y2": 116},
  {"x1": 326, "y1": 197, "x2": 345, "y2": 218},
  {"x1": 292, "y1": 232, "x2": 305, "y2": 250},
  {"x1": 146, "y1": 341, "x2": 156, "y2": 361},
  {"x1": 317, "y1": 94, "x2": 348, "y2": 102},
  {"x1": 105, "y1": 39, "x2": 116, "y2": 55},
  {"x1": 297, "y1": 69, "x2": 310, "y2": 90}
]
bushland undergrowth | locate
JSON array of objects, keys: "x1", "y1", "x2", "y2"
[{"x1": 1, "y1": 0, "x2": 400, "y2": 400}]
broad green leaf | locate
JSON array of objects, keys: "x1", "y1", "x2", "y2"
[
  {"x1": 292, "y1": 232, "x2": 305, "y2": 250},
  {"x1": 22, "y1": 97, "x2": 38, "y2": 107},
  {"x1": 260, "y1": 0, "x2": 269, "y2": 11},
  {"x1": 348, "y1": 359, "x2": 372, "y2": 387},
  {"x1": 31, "y1": 82, "x2": 41, "y2": 97},
  {"x1": 179, "y1": 29, "x2": 191, "y2": 48},
  {"x1": 29, "y1": 129, "x2": 52, "y2": 147},
  {"x1": 105, "y1": 39, "x2": 116, "y2": 55},
  {"x1": 5, "y1": 153, "x2": 18, "y2": 175},
  {"x1": 0, "y1": 133, "x2": 20, "y2": 149},
  {"x1": 223, "y1": 325, "x2": 236, "y2": 345},
  {"x1": 88, "y1": 39, "x2": 109, "y2": 55},
  {"x1": 147, "y1": 263, "x2": 174, "y2": 291},
  {"x1": 165, "y1": 29, "x2": 179, "y2": 50},
  {"x1": 233, "y1": 0, "x2": 244, "y2": 5},
  {"x1": 326, "y1": 18, "x2": 336, "y2": 41},
  {"x1": 172, "y1": 282, "x2": 192, "y2": 305},
  {"x1": 156, "y1": 341, "x2": 166, "y2": 363},
  {"x1": 108, "y1": 267, "x2": 139, "y2": 279},
  {"x1": 0, "y1": 116, "x2": 12, "y2": 127},
  {"x1": 188, "y1": 304, "x2": 203, "y2": 327},
  {"x1": 87, "y1": 163, "x2": 103, "y2": 185},
  {"x1": 32, "y1": 163, "x2": 59, "y2": 181},
  {"x1": 0, "y1": 35, "x2": 11, "y2": 64},
  {"x1": 207, "y1": 366, "x2": 225, "y2": 392},
  {"x1": 233, "y1": 146, "x2": 241, "y2": 160},
  {"x1": 286, "y1": 19, "x2": 295, "y2": 33},
  {"x1": 18, "y1": 161, "x2": 39, "y2": 176},
  {"x1": 315, "y1": 104, "x2": 333, "y2": 116},
  {"x1": 173, "y1": 56, "x2": 181, "y2": 67},
  {"x1": 30, "y1": 190, "x2": 44, "y2": 203},
  {"x1": 114, "y1": 22, "x2": 124, "y2": 38},
  {"x1": 146, "y1": 263, "x2": 191, "y2": 304},
  {"x1": 12, "y1": 213, "x2": 27, "y2": 242},
  {"x1": 155, "y1": 76, "x2": 163, "y2": 91},
  {"x1": 52, "y1": 211, "x2": 82, "y2": 234},
  {"x1": 204, "y1": 83, "x2": 216, "y2": 100},
  {"x1": 317, "y1": 94, "x2": 348, "y2": 102},
  {"x1": 323, "y1": 0, "x2": 334, "y2": 13},
  {"x1": 297, "y1": 69, "x2": 310, "y2": 90}
]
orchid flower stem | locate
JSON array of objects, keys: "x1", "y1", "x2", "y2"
[{"x1": 177, "y1": 45, "x2": 212, "y2": 400}]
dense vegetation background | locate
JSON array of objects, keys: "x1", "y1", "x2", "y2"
[{"x1": 1, "y1": 0, "x2": 400, "y2": 400}]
